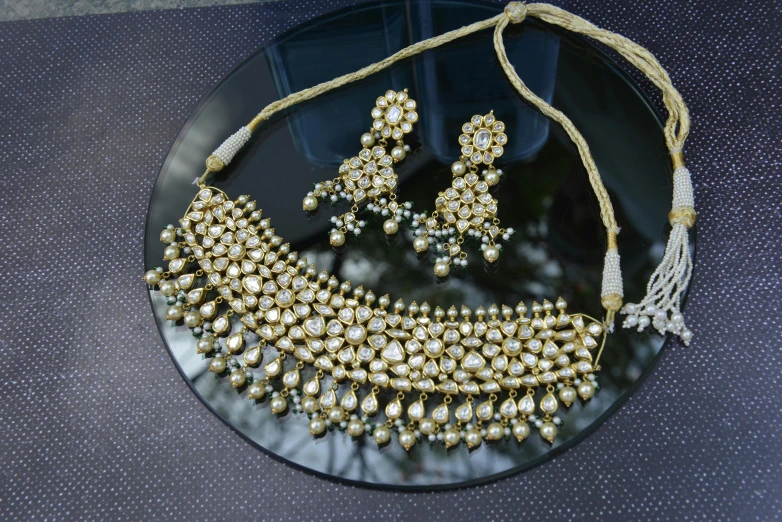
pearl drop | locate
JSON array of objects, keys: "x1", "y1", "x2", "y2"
[
  {"x1": 483, "y1": 245, "x2": 500, "y2": 263},
  {"x1": 347, "y1": 419, "x2": 365, "y2": 437},
  {"x1": 163, "y1": 245, "x2": 180, "y2": 261},
  {"x1": 159, "y1": 281, "x2": 177, "y2": 297},
  {"x1": 209, "y1": 357, "x2": 226, "y2": 374},
  {"x1": 360, "y1": 132, "x2": 375, "y2": 147},
  {"x1": 165, "y1": 304, "x2": 183, "y2": 321},
  {"x1": 451, "y1": 161, "x2": 466, "y2": 176},
  {"x1": 578, "y1": 381, "x2": 595, "y2": 400},
  {"x1": 434, "y1": 260, "x2": 450, "y2": 278},
  {"x1": 373, "y1": 426, "x2": 391, "y2": 445},
  {"x1": 309, "y1": 417, "x2": 326, "y2": 435},
  {"x1": 383, "y1": 219, "x2": 399, "y2": 235},
  {"x1": 329, "y1": 230, "x2": 345, "y2": 247},
  {"x1": 196, "y1": 337, "x2": 213, "y2": 354},
  {"x1": 302, "y1": 195, "x2": 318, "y2": 211},
  {"x1": 160, "y1": 228, "x2": 176, "y2": 243},
  {"x1": 183, "y1": 310, "x2": 202, "y2": 328},
  {"x1": 247, "y1": 382, "x2": 265, "y2": 400},
  {"x1": 625, "y1": 315, "x2": 638, "y2": 327},
  {"x1": 681, "y1": 329, "x2": 693, "y2": 343},
  {"x1": 484, "y1": 170, "x2": 500, "y2": 186},
  {"x1": 638, "y1": 315, "x2": 650, "y2": 327},
  {"x1": 512, "y1": 422, "x2": 530, "y2": 442},
  {"x1": 391, "y1": 146, "x2": 406, "y2": 161},
  {"x1": 487, "y1": 422, "x2": 504, "y2": 441},
  {"x1": 672, "y1": 312, "x2": 684, "y2": 324},
  {"x1": 540, "y1": 421, "x2": 558, "y2": 443},
  {"x1": 229, "y1": 370, "x2": 246, "y2": 388},
  {"x1": 464, "y1": 429, "x2": 482, "y2": 448},
  {"x1": 270, "y1": 396, "x2": 287, "y2": 414},
  {"x1": 444, "y1": 428, "x2": 461, "y2": 448},
  {"x1": 328, "y1": 406, "x2": 345, "y2": 423},
  {"x1": 559, "y1": 386, "x2": 577, "y2": 405},
  {"x1": 419, "y1": 418, "x2": 435, "y2": 435},
  {"x1": 143, "y1": 270, "x2": 161, "y2": 285},
  {"x1": 413, "y1": 236, "x2": 429, "y2": 253},
  {"x1": 398, "y1": 429, "x2": 416, "y2": 450}
]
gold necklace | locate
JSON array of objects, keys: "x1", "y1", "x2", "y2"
[{"x1": 143, "y1": 2, "x2": 696, "y2": 450}]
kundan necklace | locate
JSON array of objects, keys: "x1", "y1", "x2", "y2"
[{"x1": 143, "y1": 2, "x2": 695, "y2": 450}]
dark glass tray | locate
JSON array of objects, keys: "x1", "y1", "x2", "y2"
[{"x1": 145, "y1": 0, "x2": 690, "y2": 489}]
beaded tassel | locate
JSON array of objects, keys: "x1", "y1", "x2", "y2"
[{"x1": 620, "y1": 166, "x2": 695, "y2": 345}]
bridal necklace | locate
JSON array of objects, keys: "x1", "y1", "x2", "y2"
[{"x1": 143, "y1": 2, "x2": 695, "y2": 450}]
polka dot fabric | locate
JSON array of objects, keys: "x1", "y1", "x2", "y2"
[{"x1": 1, "y1": 1, "x2": 780, "y2": 520}]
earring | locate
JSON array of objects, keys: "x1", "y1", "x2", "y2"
[
  {"x1": 303, "y1": 89, "x2": 418, "y2": 247},
  {"x1": 411, "y1": 111, "x2": 515, "y2": 277}
]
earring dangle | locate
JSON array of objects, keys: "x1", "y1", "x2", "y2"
[
  {"x1": 412, "y1": 111, "x2": 515, "y2": 277},
  {"x1": 302, "y1": 89, "x2": 418, "y2": 247}
]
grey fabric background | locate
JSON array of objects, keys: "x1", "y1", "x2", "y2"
[{"x1": 1, "y1": 0, "x2": 780, "y2": 520}]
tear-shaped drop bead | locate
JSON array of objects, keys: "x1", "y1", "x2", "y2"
[{"x1": 361, "y1": 393, "x2": 379, "y2": 416}]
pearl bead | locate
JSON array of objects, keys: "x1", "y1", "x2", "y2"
[
  {"x1": 360, "y1": 133, "x2": 375, "y2": 147},
  {"x1": 373, "y1": 425, "x2": 391, "y2": 445},
  {"x1": 398, "y1": 429, "x2": 416, "y2": 450},
  {"x1": 391, "y1": 146, "x2": 406, "y2": 161},
  {"x1": 484, "y1": 170, "x2": 500, "y2": 186},
  {"x1": 419, "y1": 418, "x2": 435, "y2": 435},
  {"x1": 247, "y1": 382, "x2": 265, "y2": 400},
  {"x1": 451, "y1": 161, "x2": 466, "y2": 176},
  {"x1": 329, "y1": 230, "x2": 345, "y2": 247},
  {"x1": 301, "y1": 396, "x2": 318, "y2": 413},
  {"x1": 540, "y1": 421, "x2": 558, "y2": 443},
  {"x1": 672, "y1": 312, "x2": 684, "y2": 324},
  {"x1": 483, "y1": 245, "x2": 500, "y2": 263},
  {"x1": 487, "y1": 422, "x2": 504, "y2": 441},
  {"x1": 309, "y1": 416, "x2": 326, "y2": 435},
  {"x1": 681, "y1": 329, "x2": 693, "y2": 343},
  {"x1": 209, "y1": 357, "x2": 226, "y2": 374},
  {"x1": 183, "y1": 311, "x2": 202, "y2": 328},
  {"x1": 413, "y1": 236, "x2": 429, "y2": 253},
  {"x1": 655, "y1": 310, "x2": 668, "y2": 321},
  {"x1": 229, "y1": 370, "x2": 246, "y2": 388},
  {"x1": 578, "y1": 381, "x2": 595, "y2": 400},
  {"x1": 163, "y1": 245, "x2": 180, "y2": 261},
  {"x1": 270, "y1": 396, "x2": 287, "y2": 414},
  {"x1": 625, "y1": 303, "x2": 638, "y2": 314},
  {"x1": 559, "y1": 386, "x2": 577, "y2": 406},
  {"x1": 328, "y1": 406, "x2": 345, "y2": 424},
  {"x1": 382, "y1": 219, "x2": 398, "y2": 235},
  {"x1": 302, "y1": 195, "x2": 318, "y2": 211},
  {"x1": 639, "y1": 315, "x2": 650, "y2": 327},
  {"x1": 347, "y1": 419, "x2": 365, "y2": 437},
  {"x1": 443, "y1": 427, "x2": 461, "y2": 448},
  {"x1": 159, "y1": 228, "x2": 176, "y2": 243},
  {"x1": 143, "y1": 270, "x2": 160, "y2": 285},
  {"x1": 165, "y1": 304, "x2": 183, "y2": 321},
  {"x1": 159, "y1": 281, "x2": 177, "y2": 296},
  {"x1": 434, "y1": 260, "x2": 450, "y2": 278},
  {"x1": 512, "y1": 422, "x2": 530, "y2": 442},
  {"x1": 464, "y1": 429, "x2": 482, "y2": 448},
  {"x1": 196, "y1": 337, "x2": 213, "y2": 354},
  {"x1": 625, "y1": 315, "x2": 638, "y2": 327}
]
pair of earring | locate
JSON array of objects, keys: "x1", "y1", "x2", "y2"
[{"x1": 303, "y1": 89, "x2": 515, "y2": 277}]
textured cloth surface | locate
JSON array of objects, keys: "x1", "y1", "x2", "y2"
[{"x1": 1, "y1": 1, "x2": 780, "y2": 520}]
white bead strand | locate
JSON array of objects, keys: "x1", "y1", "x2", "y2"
[
  {"x1": 212, "y1": 126, "x2": 252, "y2": 166},
  {"x1": 620, "y1": 166, "x2": 695, "y2": 345}
]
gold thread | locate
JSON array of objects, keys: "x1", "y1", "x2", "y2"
[{"x1": 671, "y1": 151, "x2": 685, "y2": 170}]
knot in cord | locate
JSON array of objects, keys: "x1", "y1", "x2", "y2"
[{"x1": 504, "y1": 2, "x2": 527, "y2": 24}]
